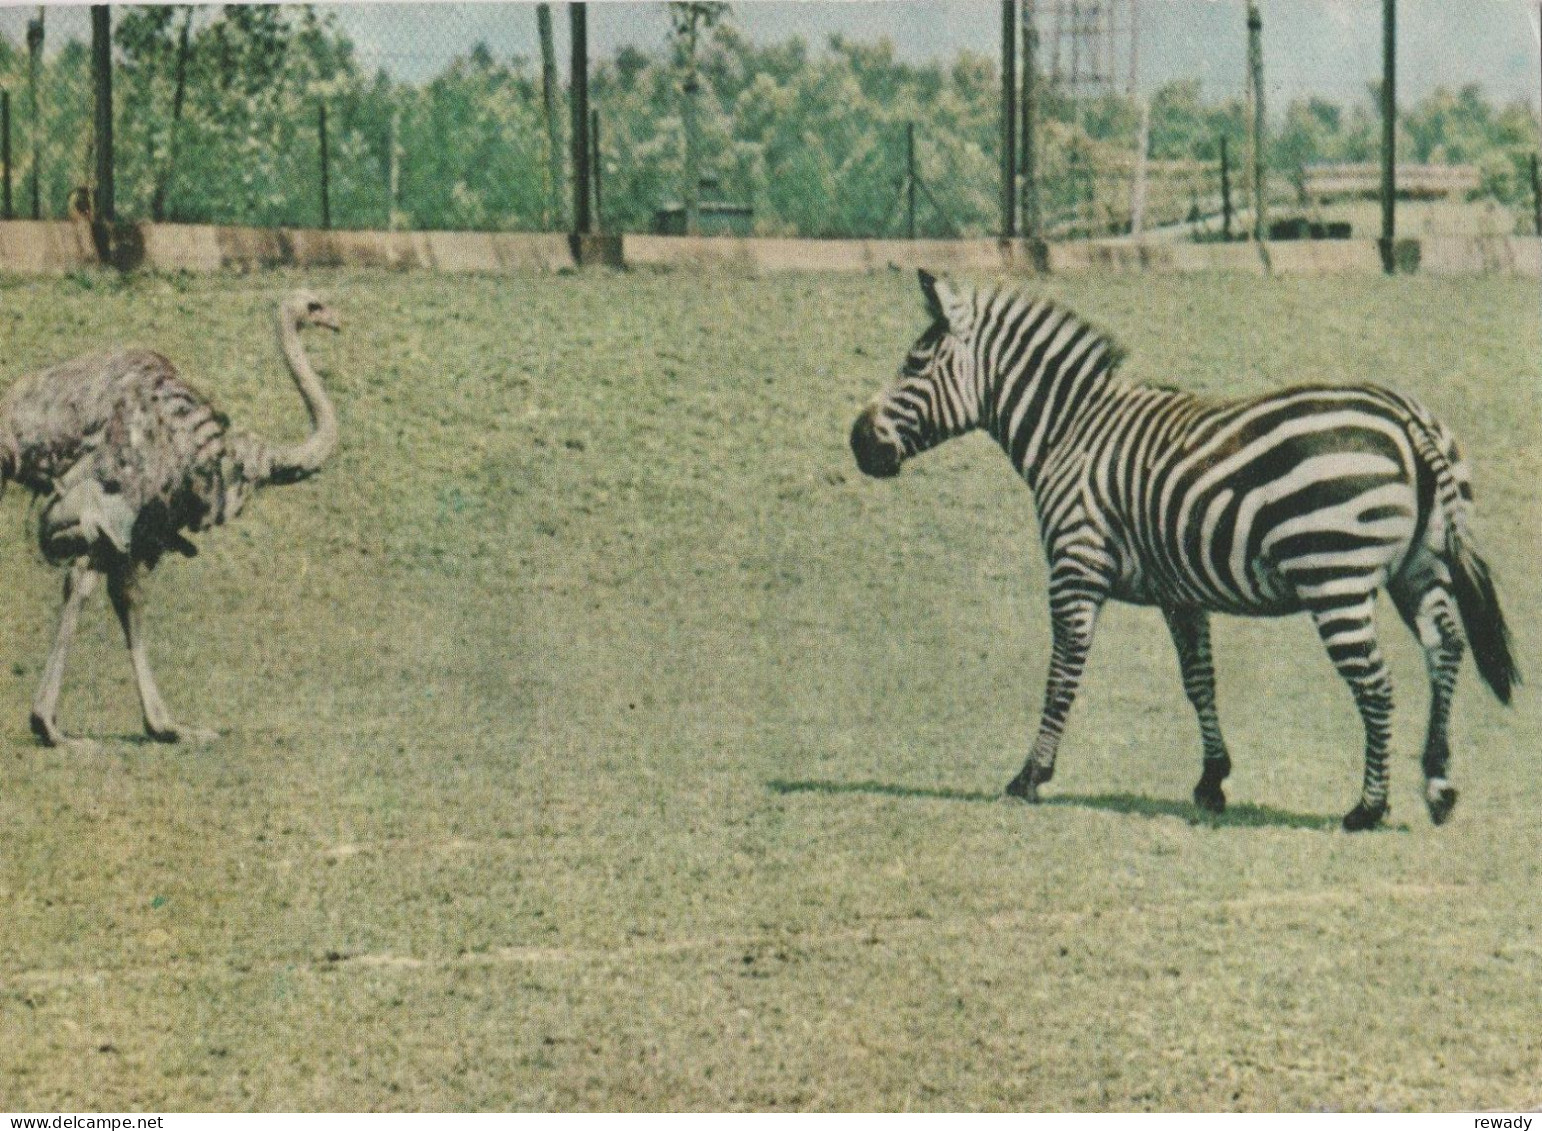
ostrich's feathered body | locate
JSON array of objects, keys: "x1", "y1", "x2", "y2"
[
  {"x1": 0, "y1": 291, "x2": 339, "y2": 746},
  {"x1": 0, "y1": 349, "x2": 269, "y2": 565}
]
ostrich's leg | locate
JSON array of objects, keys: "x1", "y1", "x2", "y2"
[
  {"x1": 30, "y1": 563, "x2": 100, "y2": 746},
  {"x1": 106, "y1": 564, "x2": 215, "y2": 744}
]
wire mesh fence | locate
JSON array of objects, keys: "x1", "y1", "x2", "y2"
[{"x1": 0, "y1": 2, "x2": 1535, "y2": 240}]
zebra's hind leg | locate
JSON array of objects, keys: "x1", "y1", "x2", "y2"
[
  {"x1": 1162, "y1": 606, "x2": 1231, "y2": 814},
  {"x1": 1006, "y1": 590, "x2": 1104, "y2": 802},
  {"x1": 1308, "y1": 597, "x2": 1395, "y2": 831},
  {"x1": 1392, "y1": 577, "x2": 1464, "y2": 826}
]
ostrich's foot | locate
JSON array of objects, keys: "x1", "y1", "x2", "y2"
[
  {"x1": 29, "y1": 712, "x2": 98, "y2": 752},
  {"x1": 145, "y1": 720, "x2": 219, "y2": 744}
]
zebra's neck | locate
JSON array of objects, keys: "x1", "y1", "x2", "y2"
[{"x1": 976, "y1": 293, "x2": 1124, "y2": 486}]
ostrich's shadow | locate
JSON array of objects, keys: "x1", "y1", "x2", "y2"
[{"x1": 767, "y1": 778, "x2": 1376, "y2": 832}]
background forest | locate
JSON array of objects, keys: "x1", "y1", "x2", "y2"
[{"x1": 0, "y1": 3, "x2": 1535, "y2": 236}]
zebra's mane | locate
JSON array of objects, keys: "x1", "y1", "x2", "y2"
[{"x1": 982, "y1": 285, "x2": 1129, "y2": 374}]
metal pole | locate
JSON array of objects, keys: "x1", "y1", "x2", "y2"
[
  {"x1": 1380, "y1": 0, "x2": 1396, "y2": 272},
  {"x1": 91, "y1": 4, "x2": 113, "y2": 223},
  {"x1": 1001, "y1": 0, "x2": 1017, "y2": 238},
  {"x1": 318, "y1": 102, "x2": 330, "y2": 229},
  {"x1": 1247, "y1": 1, "x2": 1265, "y2": 242},
  {"x1": 27, "y1": 7, "x2": 42, "y2": 220},
  {"x1": 906, "y1": 122, "x2": 917, "y2": 240},
  {"x1": 591, "y1": 108, "x2": 602, "y2": 233},
  {"x1": 570, "y1": 2, "x2": 591, "y2": 237},
  {"x1": 1220, "y1": 134, "x2": 1233, "y2": 241},
  {"x1": 2, "y1": 91, "x2": 11, "y2": 221},
  {"x1": 1021, "y1": 0, "x2": 1040, "y2": 238}
]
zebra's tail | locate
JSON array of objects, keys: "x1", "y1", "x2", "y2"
[
  {"x1": 1405, "y1": 409, "x2": 1520, "y2": 705},
  {"x1": 1448, "y1": 535, "x2": 1519, "y2": 705}
]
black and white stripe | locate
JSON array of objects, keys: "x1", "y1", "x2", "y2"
[{"x1": 851, "y1": 271, "x2": 1518, "y2": 830}]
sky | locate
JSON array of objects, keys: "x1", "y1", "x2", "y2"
[{"x1": 1, "y1": 1, "x2": 1538, "y2": 112}]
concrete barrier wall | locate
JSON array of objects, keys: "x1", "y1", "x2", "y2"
[
  {"x1": 0, "y1": 221, "x2": 98, "y2": 273},
  {"x1": 0, "y1": 220, "x2": 1537, "y2": 277}
]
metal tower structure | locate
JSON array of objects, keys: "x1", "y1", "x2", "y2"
[{"x1": 1040, "y1": 0, "x2": 1139, "y2": 100}]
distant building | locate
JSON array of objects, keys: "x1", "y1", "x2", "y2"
[{"x1": 653, "y1": 177, "x2": 754, "y2": 237}]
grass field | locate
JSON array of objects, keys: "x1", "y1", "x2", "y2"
[{"x1": 0, "y1": 267, "x2": 1538, "y2": 1111}]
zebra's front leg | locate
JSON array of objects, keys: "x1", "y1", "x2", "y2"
[
  {"x1": 1162, "y1": 605, "x2": 1232, "y2": 814},
  {"x1": 1006, "y1": 589, "x2": 1105, "y2": 802},
  {"x1": 1308, "y1": 598, "x2": 1395, "y2": 831}
]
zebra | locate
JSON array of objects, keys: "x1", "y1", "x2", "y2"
[{"x1": 849, "y1": 271, "x2": 1518, "y2": 830}]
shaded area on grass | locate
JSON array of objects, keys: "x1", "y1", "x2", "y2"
[{"x1": 770, "y1": 777, "x2": 1348, "y2": 831}]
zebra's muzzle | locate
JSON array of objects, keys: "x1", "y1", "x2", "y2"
[{"x1": 850, "y1": 408, "x2": 902, "y2": 479}]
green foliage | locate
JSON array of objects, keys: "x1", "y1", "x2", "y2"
[{"x1": 0, "y1": 7, "x2": 1533, "y2": 234}]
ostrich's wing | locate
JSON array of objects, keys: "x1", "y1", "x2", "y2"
[{"x1": 40, "y1": 463, "x2": 137, "y2": 558}]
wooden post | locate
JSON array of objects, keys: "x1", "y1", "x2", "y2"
[
  {"x1": 2, "y1": 91, "x2": 12, "y2": 221},
  {"x1": 590, "y1": 108, "x2": 602, "y2": 233},
  {"x1": 91, "y1": 4, "x2": 113, "y2": 223},
  {"x1": 906, "y1": 122, "x2": 917, "y2": 239},
  {"x1": 570, "y1": 2, "x2": 591, "y2": 237},
  {"x1": 1530, "y1": 152, "x2": 1541, "y2": 237},
  {"x1": 1220, "y1": 134, "x2": 1233, "y2": 241},
  {"x1": 318, "y1": 102, "x2": 331, "y2": 230},
  {"x1": 1247, "y1": 1, "x2": 1265, "y2": 242},
  {"x1": 537, "y1": 4, "x2": 562, "y2": 229},
  {"x1": 1380, "y1": 0, "x2": 1396, "y2": 272},
  {"x1": 1021, "y1": 0, "x2": 1040, "y2": 238},
  {"x1": 1001, "y1": 0, "x2": 1017, "y2": 238},
  {"x1": 27, "y1": 7, "x2": 42, "y2": 220}
]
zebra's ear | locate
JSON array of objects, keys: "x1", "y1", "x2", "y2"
[{"x1": 918, "y1": 269, "x2": 972, "y2": 335}]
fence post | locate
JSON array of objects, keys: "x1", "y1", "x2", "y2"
[
  {"x1": 1531, "y1": 153, "x2": 1541, "y2": 237},
  {"x1": 590, "y1": 108, "x2": 602, "y2": 233},
  {"x1": 537, "y1": 4, "x2": 562, "y2": 229},
  {"x1": 570, "y1": 2, "x2": 591, "y2": 238},
  {"x1": 1130, "y1": 98, "x2": 1149, "y2": 236},
  {"x1": 1380, "y1": 0, "x2": 1396, "y2": 273},
  {"x1": 906, "y1": 122, "x2": 917, "y2": 240},
  {"x1": 2, "y1": 91, "x2": 11, "y2": 221},
  {"x1": 1247, "y1": 1, "x2": 1266, "y2": 242},
  {"x1": 318, "y1": 102, "x2": 331, "y2": 230},
  {"x1": 387, "y1": 108, "x2": 400, "y2": 230},
  {"x1": 1001, "y1": 0, "x2": 1017, "y2": 238},
  {"x1": 1021, "y1": 0, "x2": 1039, "y2": 239},
  {"x1": 91, "y1": 4, "x2": 114, "y2": 223},
  {"x1": 26, "y1": 7, "x2": 41, "y2": 220},
  {"x1": 1220, "y1": 135, "x2": 1232, "y2": 241}
]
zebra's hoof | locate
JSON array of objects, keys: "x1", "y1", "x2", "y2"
[
  {"x1": 1193, "y1": 782, "x2": 1227, "y2": 814},
  {"x1": 1425, "y1": 784, "x2": 1458, "y2": 826},
  {"x1": 1004, "y1": 774, "x2": 1040, "y2": 803},
  {"x1": 1341, "y1": 801, "x2": 1388, "y2": 832}
]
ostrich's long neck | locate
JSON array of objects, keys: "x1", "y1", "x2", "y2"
[{"x1": 264, "y1": 311, "x2": 338, "y2": 482}]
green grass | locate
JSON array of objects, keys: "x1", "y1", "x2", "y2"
[{"x1": 0, "y1": 267, "x2": 1538, "y2": 1111}]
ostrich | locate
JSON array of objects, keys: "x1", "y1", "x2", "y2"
[{"x1": 0, "y1": 290, "x2": 341, "y2": 745}]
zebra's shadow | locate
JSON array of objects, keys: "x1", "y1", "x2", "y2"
[{"x1": 768, "y1": 778, "x2": 1365, "y2": 832}]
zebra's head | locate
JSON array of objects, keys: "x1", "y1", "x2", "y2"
[{"x1": 850, "y1": 270, "x2": 981, "y2": 479}]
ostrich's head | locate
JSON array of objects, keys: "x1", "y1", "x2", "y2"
[{"x1": 284, "y1": 289, "x2": 342, "y2": 333}]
